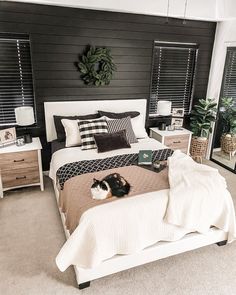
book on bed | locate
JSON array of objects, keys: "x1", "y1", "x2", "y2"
[{"x1": 138, "y1": 150, "x2": 152, "y2": 165}]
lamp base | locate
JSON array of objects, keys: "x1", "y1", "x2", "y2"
[{"x1": 24, "y1": 134, "x2": 32, "y2": 144}]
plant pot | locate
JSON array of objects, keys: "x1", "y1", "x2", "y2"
[
  {"x1": 190, "y1": 136, "x2": 208, "y2": 163},
  {"x1": 220, "y1": 133, "x2": 236, "y2": 160}
]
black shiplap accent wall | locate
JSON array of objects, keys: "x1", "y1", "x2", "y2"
[{"x1": 0, "y1": 1, "x2": 216, "y2": 169}]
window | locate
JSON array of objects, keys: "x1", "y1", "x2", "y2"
[
  {"x1": 0, "y1": 33, "x2": 35, "y2": 126},
  {"x1": 149, "y1": 41, "x2": 198, "y2": 116},
  {"x1": 221, "y1": 47, "x2": 236, "y2": 106}
]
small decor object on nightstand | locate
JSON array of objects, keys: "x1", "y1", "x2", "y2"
[
  {"x1": 172, "y1": 108, "x2": 184, "y2": 117},
  {"x1": 171, "y1": 117, "x2": 184, "y2": 128},
  {"x1": 16, "y1": 136, "x2": 25, "y2": 147},
  {"x1": 0, "y1": 127, "x2": 16, "y2": 147},
  {"x1": 171, "y1": 107, "x2": 184, "y2": 129},
  {"x1": 138, "y1": 150, "x2": 152, "y2": 165},
  {"x1": 15, "y1": 106, "x2": 35, "y2": 143}
]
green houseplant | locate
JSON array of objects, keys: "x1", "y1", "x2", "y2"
[
  {"x1": 190, "y1": 98, "x2": 217, "y2": 138},
  {"x1": 190, "y1": 98, "x2": 217, "y2": 162},
  {"x1": 219, "y1": 97, "x2": 236, "y2": 134}
]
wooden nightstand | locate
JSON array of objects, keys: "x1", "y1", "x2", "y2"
[
  {"x1": 150, "y1": 127, "x2": 192, "y2": 154},
  {"x1": 0, "y1": 137, "x2": 44, "y2": 198}
]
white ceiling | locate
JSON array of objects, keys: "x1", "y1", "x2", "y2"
[{"x1": 5, "y1": 0, "x2": 236, "y2": 21}]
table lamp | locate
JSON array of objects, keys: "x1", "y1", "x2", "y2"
[
  {"x1": 157, "y1": 101, "x2": 172, "y2": 116},
  {"x1": 15, "y1": 106, "x2": 35, "y2": 143}
]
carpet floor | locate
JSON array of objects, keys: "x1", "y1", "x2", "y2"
[{"x1": 0, "y1": 161, "x2": 236, "y2": 295}]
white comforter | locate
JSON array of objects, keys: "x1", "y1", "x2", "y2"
[{"x1": 51, "y1": 142, "x2": 236, "y2": 271}]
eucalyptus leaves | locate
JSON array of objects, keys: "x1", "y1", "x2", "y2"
[{"x1": 77, "y1": 46, "x2": 116, "y2": 86}]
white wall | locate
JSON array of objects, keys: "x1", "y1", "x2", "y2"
[
  {"x1": 7, "y1": 0, "x2": 217, "y2": 21},
  {"x1": 206, "y1": 19, "x2": 236, "y2": 156},
  {"x1": 216, "y1": 0, "x2": 236, "y2": 20},
  {"x1": 6, "y1": 0, "x2": 236, "y2": 21}
]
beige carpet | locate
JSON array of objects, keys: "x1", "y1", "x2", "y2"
[{"x1": 1, "y1": 161, "x2": 236, "y2": 295}]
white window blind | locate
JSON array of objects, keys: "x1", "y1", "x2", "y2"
[
  {"x1": 149, "y1": 42, "x2": 198, "y2": 116},
  {"x1": 222, "y1": 47, "x2": 236, "y2": 105},
  {"x1": 0, "y1": 34, "x2": 35, "y2": 126}
]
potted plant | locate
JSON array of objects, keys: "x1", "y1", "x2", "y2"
[
  {"x1": 190, "y1": 98, "x2": 217, "y2": 162},
  {"x1": 219, "y1": 97, "x2": 236, "y2": 159},
  {"x1": 219, "y1": 97, "x2": 236, "y2": 134}
]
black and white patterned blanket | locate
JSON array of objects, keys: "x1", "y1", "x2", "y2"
[{"x1": 56, "y1": 149, "x2": 173, "y2": 190}]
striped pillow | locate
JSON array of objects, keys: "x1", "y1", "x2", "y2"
[
  {"x1": 107, "y1": 116, "x2": 138, "y2": 144},
  {"x1": 78, "y1": 118, "x2": 108, "y2": 150}
]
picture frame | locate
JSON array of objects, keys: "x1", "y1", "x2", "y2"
[
  {"x1": 0, "y1": 127, "x2": 17, "y2": 147},
  {"x1": 172, "y1": 108, "x2": 184, "y2": 117},
  {"x1": 171, "y1": 117, "x2": 184, "y2": 128}
]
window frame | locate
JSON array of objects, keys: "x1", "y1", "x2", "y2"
[
  {"x1": 0, "y1": 33, "x2": 37, "y2": 127},
  {"x1": 220, "y1": 46, "x2": 236, "y2": 104},
  {"x1": 149, "y1": 41, "x2": 199, "y2": 117}
]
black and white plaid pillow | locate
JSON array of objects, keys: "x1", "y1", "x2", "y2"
[
  {"x1": 107, "y1": 116, "x2": 138, "y2": 144},
  {"x1": 78, "y1": 118, "x2": 108, "y2": 150}
]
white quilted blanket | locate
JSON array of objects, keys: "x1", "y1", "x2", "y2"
[{"x1": 165, "y1": 151, "x2": 236, "y2": 242}]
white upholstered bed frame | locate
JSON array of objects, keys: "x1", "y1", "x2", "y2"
[{"x1": 44, "y1": 99, "x2": 227, "y2": 289}]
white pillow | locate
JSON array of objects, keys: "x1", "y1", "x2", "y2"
[
  {"x1": 61, "y1": 119, "x2": 81, "y2": 147},
  {"x1": 131, "y1": 114, "x2": 148, "y2": 139}
]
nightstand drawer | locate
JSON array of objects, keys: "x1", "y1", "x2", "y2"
[
  {"x1": 0, "y1": 150, "x2": 38, "y2": 171},
  {"x1": 1, "y1": 167, "x2": 40, "y2": 188},
  {"x1": 164, "y1": 134, "x2": 189, "y2": 151}
]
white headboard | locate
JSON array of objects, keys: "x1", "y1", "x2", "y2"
[{"x1": 44, "y1": 99, "x2": 147, "y2": 142}]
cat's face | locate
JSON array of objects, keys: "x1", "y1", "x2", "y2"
[{"x1": 91, "y1": 179, "x2": 111, "y2": 200}]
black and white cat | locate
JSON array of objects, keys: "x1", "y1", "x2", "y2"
[{"x1": 91, "y1": 173, "x2": 130, "y2": 200}]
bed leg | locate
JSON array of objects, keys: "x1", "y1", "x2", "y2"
[
  {"x1": 216, "y1": 240, "x2": 227, "y2": 247},
  {"x1": 78, "y1": 281, "x2": 90, "y2": 289}
]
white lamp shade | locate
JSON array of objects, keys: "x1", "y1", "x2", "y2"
[
  {"x1": 15, "y1": 106, "x2": 35, "y2": 126},
  {"x1": 157, "y1": 101, "x2": 172, "y2": 116}
]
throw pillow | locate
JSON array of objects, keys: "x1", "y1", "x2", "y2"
[
  {"x1": 107, "y1": 116, "x2": 138, "y2": 144},
  {"x1": 94, "y1": 130, "x2": 131, "y2": 153},
  {"x1": 98, "y1": 110, "x2": 140, "y2": 119},
  {"x1": 78, "y1": 118, "x2": 108, "y2": 150},
  {"x1": 54, "y1": 113, "x2": 100, "y2": 142}
]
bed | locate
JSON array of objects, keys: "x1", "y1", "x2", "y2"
[{"x1": 45, "y1": 99, "x2": 236, "y2": 289}]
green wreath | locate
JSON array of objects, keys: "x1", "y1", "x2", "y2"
[{"x1": 78, "y1": 46, "x2": 116, "y2": 86}]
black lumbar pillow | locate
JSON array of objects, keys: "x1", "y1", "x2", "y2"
[{"x1": 93, "y1": 129, "x2": 131, "y2": 153}]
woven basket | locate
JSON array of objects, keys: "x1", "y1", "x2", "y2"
[
  {"x1": 221, "y1": 134, "x2": 236, "y2": 154},
  {"x1": 190, "y1": 137, "x2": 208, "y2": 158}
]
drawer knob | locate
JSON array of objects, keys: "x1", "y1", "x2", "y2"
[
  {"x1": 173, "y1": 141, "x2": 181, "y2": 144},
  {"x1": 14, "y1": 159, "x2": 25, "y2": 162},
  {"x1": 16, "y1": 176, "x2": 26, "y2": 180}
]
